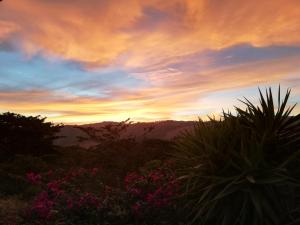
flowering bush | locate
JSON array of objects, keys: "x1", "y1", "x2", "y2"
[
  {"x1": 22, "y1": 163, "x2": 183, "y2": 225},
  {"x1": 124, "y1": 163, "x2": 181, "y2": 224},
  {"x1": 22, "y1": 168, "x2": 131, "y2": 225}
]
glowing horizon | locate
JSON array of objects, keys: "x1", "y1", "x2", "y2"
[{"x1": 1, "y1": 0, "x2": 300, "y2": 124}]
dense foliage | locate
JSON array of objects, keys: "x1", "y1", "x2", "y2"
[
  {"x1": 0, "y1": 112, "x2": 61, "y2": 159},
  {"x1": 0, "y1": 115, "x2": 178, "y2": 224},
  {"x1": 1, "y1": 87, "x2": 300, "y2": 225},
  {"x1": 75, "y1": 119, "x2": 174, "y2": 184},
  {"x1": 21, "y1": 162, "x2": 181, "y2": 225},
  {"x1": 174, "y1": 88, "x2": 300, "y2": 225}
]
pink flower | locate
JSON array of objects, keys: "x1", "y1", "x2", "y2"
[
  {"x1": 26, "y1": 172, "x2": 41, "y2": 185},
  {"x1": 129, "y1": 188, "x2": 142, "y2": 196},
  {"x1": 104, "y1": 185, "x2": 112, "y2": 193},
  {"x1": 67, "y1": 198, "x2": 74, "y2": 209},
  {"x1": 132, "y1": 202, "x2": 142, "y2": 216},
  {"x1": 124, "y1": 172, "x2": 146, "y2": 191},
  {"x1": 91, "y1": 168, "x2": 98, "y2": 176},
  {"x1": 145, "y1": 192, "x2": 155, "y2": 203},
  {"x1": 75, "y1": 193, "x2": 101, "y2": 209},
  {"x1": 149, "y1": 171, "x2": 163, "y2": 182},
  {"x1": 29, "y1": 191, "x2": 54, "y2": 219},
  {"x1": 71, "y1": 170, "x2": 78, "y2": 177},
  {"x1": 47, "y1": 181, "x2": 61, "y2": 194},
  {"x1": 46, "y1": 170, "x2": 53, "y2": 177},
  {"x1": 78, "y1": 167, "x2": 86, "y2": 176}
]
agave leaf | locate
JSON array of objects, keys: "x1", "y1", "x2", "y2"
[
  {"x1": 261, "y1": 195, "x2": 280, "y2": 225},
  {"x1": 248, "y1": 189, "x2": 264, "y2": 221},
  {"x1": 279, "y1": 149, "x2": 300, "y2": 169},
  {"x1": 277, "y1": 89, "x2": 291, "y2": 117}
]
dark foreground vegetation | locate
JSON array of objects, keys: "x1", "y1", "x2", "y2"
[{"x1": 0, "y1": 87, "x2": 300, "y2": 225}]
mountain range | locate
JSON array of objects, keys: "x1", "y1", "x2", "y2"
[{"x1": 56, "y1": 120, "x2": 196, "y2": 147}]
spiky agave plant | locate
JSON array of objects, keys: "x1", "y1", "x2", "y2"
[{"x1": 174, "y1": 87, "x2": 300, "y2": 225}]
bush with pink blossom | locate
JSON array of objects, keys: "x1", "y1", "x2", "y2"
[
  {"x1": 22, "y1": 168, "x2": 131, "y2": 225},
  {"x1": 21, "y1": 163, "x2": 184, "y2": 225},
  {"x1": 124, "y1": 162, "x2": 182, "y2": 224}
]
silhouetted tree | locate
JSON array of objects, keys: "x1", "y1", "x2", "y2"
[
  {"x1": 76, "y1": 118, "x2": 135, "y2": 150},
  {"x1": 0, "y1": 112, "x2": 62, "y2": 159}
]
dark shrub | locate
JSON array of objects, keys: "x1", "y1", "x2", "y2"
[
  {"x1": 0, "y1": 112, "x2": 62, "y2": 159},
  {"x1": 22, "y1": 162, "x2": 183, "y2": 225},
  {"x1": 22, "y1": 168, "x2": 131, "y2": 225},
  {"x1": 76, "y1": 119, "x2": 174, "y2": 185},
  {"x1": 174, "y1": 88, "x2": 300, "y2": 225},
  {"x1": 0, "y1": 169, "x2": 28, "y2": 196}
]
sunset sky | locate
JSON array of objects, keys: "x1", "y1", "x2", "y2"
[{"x1": 0, "y1": 0, "x2": 300, "y2": 124}]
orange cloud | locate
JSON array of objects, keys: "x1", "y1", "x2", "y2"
[
  {"x1": 1, "y1": 54, "x2": 299, "y2": 124},
  {"x1": 0, "y1": 20, "x2": 18, "y2": 40},
  {"x1": 0, "y1": 0, "x2": 300, "y2": 67},
  {"x1": 0, "y1": 0, "x2": 300, "y2": 123}
]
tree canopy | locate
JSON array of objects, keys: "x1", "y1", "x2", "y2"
[{"x1": 0, "y1": 112, "x2": 62, "y2": 159}]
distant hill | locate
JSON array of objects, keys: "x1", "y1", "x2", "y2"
[{"x1": 55, "y1": 120, "x2": 196, "y2": 147}]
